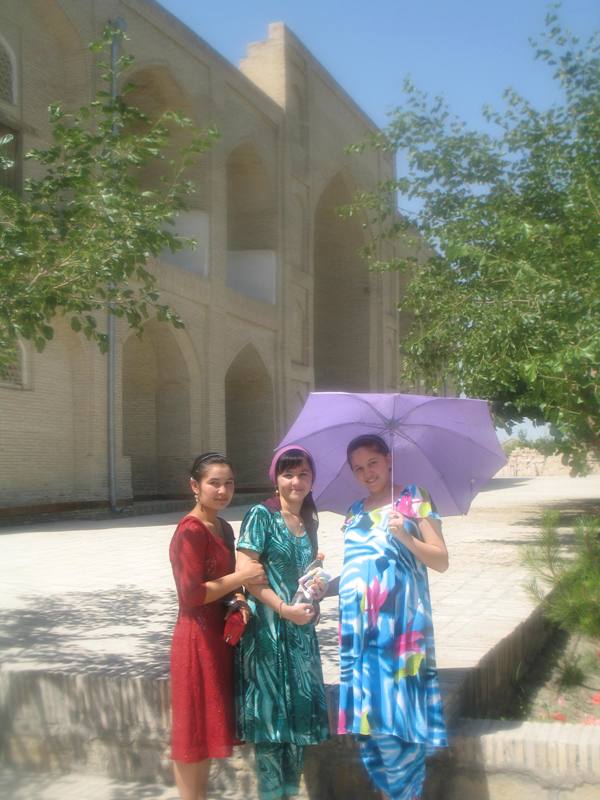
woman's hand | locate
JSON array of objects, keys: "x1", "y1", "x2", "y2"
[
  {"x1": 280, "y1": 602, "x2": 315, "y2": 625},
  {"x1": 388, "y1": 510, "x2": 449, "y2": 572},
  {"x1": 225, "y1": 604, "x2": 251, "y2": 624},
  {"x1": 224, "y1": 595, "x2": 251, "y2": 623},
  {"x1": 237, "y1": 559, "x2": 267, "y2": 586},
  {"x1": 388, "y1": 510, "x2": 409, "y2": 541}
]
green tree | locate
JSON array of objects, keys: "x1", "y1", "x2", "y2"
[
  {"x1": 524, "y1": 510, "x2": 600, "y2": 639},
  {"x1": 348, "y1": 12, "x2": 600, "y2": 472},
  {"x1": 0, "y1": 25, "x2": 218, "y2": 373}
]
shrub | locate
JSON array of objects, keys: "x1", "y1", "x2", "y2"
[{"x1": 524, "y1": 511, "x2": 600, "y2": 638}]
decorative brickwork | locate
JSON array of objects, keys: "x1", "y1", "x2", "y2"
[
  {"x1": 0, "y1": 43, "x2": 14, "y2": 104},
  {"x1": 0, "y1": 0, "x2": 406, "y2": 511},
  {"x1": 0, "y1": 360, "x2": 21, "y2": 388}
]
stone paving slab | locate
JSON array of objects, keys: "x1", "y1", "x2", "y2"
[
  {"x1": 0, "y1": 768, "x2": 179, "y2": 799},
  {"x1": 0, "y1": 476, "x2": 598, "y2": 686},
  {"x1": 1, "y1": 477, "x2": 599, "y2": 799}
]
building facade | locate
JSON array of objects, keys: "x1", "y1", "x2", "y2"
[{"x1": 0, "y1": 0, "x2": 405, "y2": 513}]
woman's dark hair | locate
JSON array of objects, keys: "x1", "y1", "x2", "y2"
[
  {"x1": 190, "y1": 452, "x2": 234, "y2": 481},
  {"x1": 268, "y1": 448, "x2": 319, "y2": 558},
  {"x1": 346, "y1": 434, "x2": 390, "y2": 464}
]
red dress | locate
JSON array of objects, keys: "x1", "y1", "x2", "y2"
[{"x1": 169, "y1": 514, "x2": 237, "y2": 762}]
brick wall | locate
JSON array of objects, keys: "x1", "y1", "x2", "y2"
[{"x1": 0, "y1": 0, "x2": 406, "y2": 511}]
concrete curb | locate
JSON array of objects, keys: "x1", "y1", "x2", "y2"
[
  {"x1": 0, "y1": 598, "x2": 562, "y2": 798},
  {"x1": 424, "y1": 718, "x2": 600, "y2": 799}
]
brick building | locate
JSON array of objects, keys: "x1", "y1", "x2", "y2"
[{"x1": 0, "y1": 0, "x2": 406, "y2": 513}]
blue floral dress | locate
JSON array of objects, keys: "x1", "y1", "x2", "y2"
[{"x1": 337, "y1": 485, "x2": 447, "y2": 752}]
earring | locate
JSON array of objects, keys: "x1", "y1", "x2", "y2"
[{"x1": 274, "y1": 488, "x2": 279, "y2": 496}]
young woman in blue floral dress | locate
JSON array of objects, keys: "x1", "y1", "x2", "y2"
[{"x1": 338, "y1": 434, "x2": 449, "y2": 800}]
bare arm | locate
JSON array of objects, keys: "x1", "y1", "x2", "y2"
[
  {"x1": 237, "y1": 548, "x2": 315, "y2": 625},
  {"x1": 388, "y1": 512, "x2": 449, "y2": 573},
  {"x1": 174, "y1": 523, "x2": 266, "y2": 608},
  {"x1": 201, "y1": 561, "x2": 267, "y2": 605}
]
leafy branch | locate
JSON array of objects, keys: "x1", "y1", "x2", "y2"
[{"x1": 0, "y1": 24, "x2": 219, "y2": 373}]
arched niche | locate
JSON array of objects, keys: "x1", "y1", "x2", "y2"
[
  {"x1": 226, "y1": 142, "x2": 277, "y2": 303},
  {"x1": 125, "y1": 65, "x2": 210, "y2": 276},
  {"x1": 225, "y1": 344, "x2": 274, "y2": 488},
  {"x1": 227, "y1": 141, "x2": 275, "y2": 250},
  {"x1": 122, "y1": 322, "x2": 191, "y2": 498},
  {"x1": 29, "y1": 0, "x2": 88, "y2": 104},
  {"x1": 313, "y1": 172, "x2": 370, "y2": 390}
]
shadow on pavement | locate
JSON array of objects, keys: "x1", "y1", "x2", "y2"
[
  {"x1": 515, "y1": 497, "x2": 600, "y2": 528},
  {"x1": 0, "y1": 769, "x2": 178, "y2": 800},
  {"x1": 0, "y1": 503, "x2": 252, "y2": 537},
  {"x1": 479, "y1": 478, "x2": 531, "y2": 491},
  {"x1": 0, "y1": 587, "x2": 176, "y2": 678},
  {"x1": 315, "y1": 606, "x2": 338, "y2": 671},
  {"x1": 0, "y1": 515, "x2": 181, "y2": 537}
]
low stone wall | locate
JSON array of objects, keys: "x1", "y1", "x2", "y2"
[
  {"x1": 0, "y1": 601, "x2": 559, "y2": 799},
  {"x1": 497, "y1": 448, "x2": 600, "y2": 478},
  {"x1": 426, "y1": 718, "x2": 600, "y2": 800},
  {"x1": 0, "y1": 671, "x2": 375, "y2": 798},
  {"x1": 6, "y1": 669, "x2": 599, "y2": 800},
  {"x1": 0, "y1": 672, "x2": 173, "y2": 783}
]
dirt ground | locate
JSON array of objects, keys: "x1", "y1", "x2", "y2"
[{"x1": 507, "y1": 630, "x2": 600, "y2": 726}]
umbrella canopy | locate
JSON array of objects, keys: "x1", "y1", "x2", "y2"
[{"x1": 277, "y1": 392, "x2": 506, "y2": 517}]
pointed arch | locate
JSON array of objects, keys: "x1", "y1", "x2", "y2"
[
  {"x1": 313, "y1": 171, "x2": 370, "y2": 390},
  {"x1": 226, "y1": 141, "x2": 276, "y2": 251},
  {"x1": 225, "y1": 343, "x2": 274, "y2": 488},
  {"x1": 122, "y1": 322, "x2": 191, "y2": 498},
  {"x1": 226, "y1": 142, "x2": 277, "y2": 302},
  {"x1": 29, "y1": 0, "x2": 88, "y2": 102},
  {"x1": 125, "y1": 64, "x2": 210, "y2": 211}
]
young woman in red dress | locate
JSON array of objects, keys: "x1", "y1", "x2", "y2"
[{"x1": 169, "y1": 452, "x2": 267, "y2": 800}]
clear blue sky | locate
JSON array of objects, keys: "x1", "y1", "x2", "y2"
[{"x1": 157, "y1": 0, "x2": 599, "y2": 129}]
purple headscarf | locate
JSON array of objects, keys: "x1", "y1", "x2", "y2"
[
  {"x1": 268, "y1": 444, "x2": 315, "y2": 485},
  {"x1": 263, "y1": 445, "x2": 318, "y2": 556}
]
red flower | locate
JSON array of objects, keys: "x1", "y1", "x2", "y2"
[
  {"x1": 590, "y1": 693, "x2": 600, "y2": 705},
  {"x1": 552, "y1": 712, "x2": 567, "y2": 722}
]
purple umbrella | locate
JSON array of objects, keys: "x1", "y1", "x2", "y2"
[{"x1": 277, "y1": 392, "x2": 506, "y2": 517}]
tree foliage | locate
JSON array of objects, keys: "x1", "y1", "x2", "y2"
[
  {"x1": 0, "y1": 25, "x2": 218, "y2": 373},
  {"x1": 348, "y1": 12, "x2": 600, "y2": 472},
  {"x1": 524, "y1": 510, "x2": 600, "y2": 639}
]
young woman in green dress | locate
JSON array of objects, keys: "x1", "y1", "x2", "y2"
[{"x1": 235, "y1": 445, "x2": 330, "y2": 800}]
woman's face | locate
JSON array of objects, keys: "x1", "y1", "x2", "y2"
[
  {"x1": 191, "y1": 464, "x2": 235, "y2": 511},
  {"x1": 349, "y1": 446, "x2": 391, "y2": 497},
  {"x1": 276, "y1": 457, "x2": 313, "y2": 506}
]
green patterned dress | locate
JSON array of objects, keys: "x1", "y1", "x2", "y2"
[{"x1": 235, "y1": 504, "x2": 329, "y2": 798}]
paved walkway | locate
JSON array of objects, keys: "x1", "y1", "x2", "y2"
[
  {"x1": 1, "y1": 476, "x2": 599, "y2": 798},
  {"x1": 0, "y1": 769, "x2": 179, "y2": 800}
]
